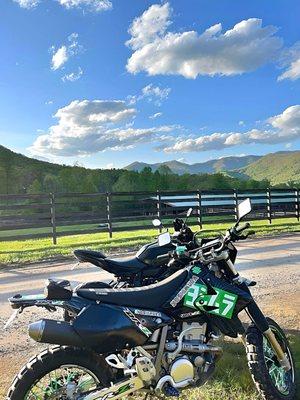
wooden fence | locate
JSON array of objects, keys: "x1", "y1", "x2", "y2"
[{"x1": 0, "y1": 188, "x2": 299, "y2": 244}]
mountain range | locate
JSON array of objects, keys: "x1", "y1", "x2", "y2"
[
  {"x1": 125, "y1": 155, "x2": 261, "y2": 175},
  {"x1": 125, "y1": 151, "x2": 300, "y2": 185},
  {"x1": 1, "y1": 145, "x2": 300, "y2": 187}
]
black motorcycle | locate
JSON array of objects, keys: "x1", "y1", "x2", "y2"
[
  {"x1": 5, "y1": 199, "x2": 296, "y2": 400},
  {"x1": 73, "y1": 208, "x2": 196, "y2": 288}
]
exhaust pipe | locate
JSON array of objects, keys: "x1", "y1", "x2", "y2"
[{"x1": 29, "y1": 319, "x2": 84, "y2": 347}]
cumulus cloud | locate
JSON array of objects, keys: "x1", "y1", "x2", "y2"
[
  {"x1": 51, "y1": 33, "x2": 82, "y2": 71},
  {"x1": 126, "y1": 3, "x2": 283, "y2": 78},
  {"x1": 278, "y1": 43, "x2": 300, "y2": 81},
  {"x1": 62, "y1": 67, "x2": 83, "y2": 82},
  {"x1": 163, "y1": 105, "x2": 300, "y2": 153},
  {"x1": 30, "y1": 99, "x2": 178, "y2": 156},
  {"x1": 13, "y1": 0, "x2": 112, "y2": 12}
]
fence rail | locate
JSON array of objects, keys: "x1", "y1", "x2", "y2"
[{"x1": 0, "y1": 188, "x2": 299, "y2": 244}]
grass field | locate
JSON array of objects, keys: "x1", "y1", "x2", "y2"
[
  {"x1": 0, "y1": 217, "x2": 300, "y2": 265},
  {"x1": 184, "y1": 332, "x2": 300, "y2": 400}
]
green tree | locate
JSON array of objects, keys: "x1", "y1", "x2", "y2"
[{"x1": 28, "y1": 179, "x2": 43, "y2": 194}]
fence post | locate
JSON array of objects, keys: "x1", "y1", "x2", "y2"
[
  {"x1": 197, "y1": 190, "x2": 202, "y2": 229},
  {"x1": 233, "y1": 189, "x2": 238, "y2": 221},
  {"x1": 156, "y1": 189, "x2": 162, "y2": 233},
  {"x1": 106, "y1": 192, "x2": 113, "y2": 238},
  {"x1": 295, "y1": 188, "x2": 300, "y2": 221},
  {"x1": 267, "y1": 188, "x2": 272, "y2": 224},
  {"x1": 50, "y1": 192, "x2": 57, "y2": 245}
]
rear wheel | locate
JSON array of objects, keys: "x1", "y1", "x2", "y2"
[
  {"x1": 246, "y1": 317, "x2": 296, "y2": 400},
  {"x1": 6, "y1": 346, "x2": 111, "y2": 400}
]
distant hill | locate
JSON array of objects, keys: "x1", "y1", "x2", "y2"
[
  {"x1": 1, "y1": 145, "x2": 299, "y2": 194},
  {"x1": 125, "y1": 155, "x2": 261, "y2": 175},
  {"x1": 239, "y1": 151, "x2": 300, "y2": 185}
]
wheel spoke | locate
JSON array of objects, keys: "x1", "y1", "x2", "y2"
[
  {"x1": 25, "y1": 365, "x2": 100, "y2": 400},
  {"x1": 263, "y1": 327, "x2": 294, "y2": 395}
]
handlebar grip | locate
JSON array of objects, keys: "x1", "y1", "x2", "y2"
[{"x1": 235, "y1": 222, "x2": 250, "y2": 234}]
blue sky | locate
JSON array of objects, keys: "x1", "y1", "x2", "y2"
[{"x1": 1, "y1": 0, "x2": 300, "y2": 168}]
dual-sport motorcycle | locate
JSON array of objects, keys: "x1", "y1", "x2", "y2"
[{"x1": 5, "y1": 199, "x2": 296, "y2": 400}]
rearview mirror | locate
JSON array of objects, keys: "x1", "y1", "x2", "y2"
[
  {"x1": 152, "y1": 218, "x2": 162, "y2": 227},
  {"x1": 237, "y1": 198, "x2": 252, "y2": 220},
  {"x1": 158, "y1": 232, "x2": 171, "y2": 246}
]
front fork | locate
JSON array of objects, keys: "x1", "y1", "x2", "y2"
[{"x1": 242, "y1": 302, "x2": 291, "y2": 371}]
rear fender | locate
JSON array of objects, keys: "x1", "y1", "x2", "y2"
[{"x1": 8, "y1": 293, "x2": 89, "y2": 312}]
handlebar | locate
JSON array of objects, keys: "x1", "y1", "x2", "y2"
[
  {"x1": 157, "y1": 221, "x2": 255, "y2": 264},
  {"x1": 234, "y1": 222, "x2": 250, "y2": 234}
]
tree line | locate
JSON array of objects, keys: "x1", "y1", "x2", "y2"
[{"x1": 0, "y1": 154, "x2": 270, "y2": 195}]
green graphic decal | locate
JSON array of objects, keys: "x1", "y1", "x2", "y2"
[
  {"x1": 176, "y1": 245, "x2": 187, "y2": 256},
  {"x1": 191, "y1": 266, "x2": 202, "y2": 275},
  {"x1": 118, "y1": 383, "x2": 132, "y2": 394},
  {"x1": 184, "y1": 283, "x2": 238, "y2": 319}
]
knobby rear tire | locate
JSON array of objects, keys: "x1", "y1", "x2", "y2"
[
  {"x1": 6, "y1": 345, "x2": 112, "y2": 400},
  {"x1": 246, "y1": 317, "x2": 296, "y2": 400}
]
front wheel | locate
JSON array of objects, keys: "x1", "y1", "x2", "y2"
[
  {"x1": 6, "y1": 346, "x2": 112, "y2": 400},
  {"x1": 246, "y1": 317, "x2": 296, "y2": 400}
]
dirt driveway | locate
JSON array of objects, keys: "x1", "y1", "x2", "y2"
[{"x1": 0, "y1": 235, "x2": 299, "y2": 397}]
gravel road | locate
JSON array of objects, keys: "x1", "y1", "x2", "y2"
[{"x1": 0, "y1": 234, "x2": 299, "y2": 397}]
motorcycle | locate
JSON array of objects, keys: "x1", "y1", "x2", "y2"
[
  {"x1": 5, "y1": 199, "x2": 296, "y2": 400},
  {"x1": 73, "y1": 208, "x2": 196, "y2": 288}
]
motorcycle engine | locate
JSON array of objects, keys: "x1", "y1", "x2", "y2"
[
  {"x1": 170, "y1": 357, "x2": 194, "y2": 386},
  {"x1": 166, "y1": 322, "x2": 207, "y2": 387}
]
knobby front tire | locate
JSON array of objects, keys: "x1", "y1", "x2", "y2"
[{"x1": 246, "y1": 317, "x2": 296, "y2": 400}]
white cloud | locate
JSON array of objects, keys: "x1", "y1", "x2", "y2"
[
  {"x1": 45, "y1": 100, "x2": 53, "y2": 105},
  {"x1": 142, "y1": 84, "x2": 170, "y2": 105},
  {"x1": 278, "y1": 43, "x2": 300, "y2": 81},
  {"x1": 57, "y1": 0, "x2": 112, "y2": 12},
  {"x1": 13, "y1": 0, "x2": 40, "y2": 8},
  {"x1": 30, "y1": 99, "x2": 178, "y2": 156},
  {"x1": 51, "y1": 46, "x2": 68, "y2": 70},
  {"x1": 149, "y1": 112, "x2": 163, "y2": 119},
  {"x1": 62, "y1": 67, "x2": 83, "y2": 82},
  {"x1": 13, "y1": 0, "x2": 112, "y2": 12},
  {"x1": 126, "y1": 3, "x2": 171, "y2": 50},
  {"x1": 163, "y1": 105, "x2": 300, "y2": 153},
  {"x1": 51, "y1": 33, "x2": 82, "y2": 71},
  {"x1": 126, "y1": 3, "x2": 282, "y2": 78},
  {"x1": 127, "y1": 84, "x2": 171, "y2": 106},
  {"x1": 106, "y1": 163, "x2": 114, "y2": 169},
  {"x1": 238, "y1": 120, "x2": 245, "y2": 126}
]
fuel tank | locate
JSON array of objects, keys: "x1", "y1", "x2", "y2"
[
  {"x1": 165, "y1": 266, "x2": 253, "y2": 337},
  {"x1": 136, "y1": 241, "x2": 175, "y2": 266}
]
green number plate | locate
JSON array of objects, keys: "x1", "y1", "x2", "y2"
[{"x1": 183, "y1": 283, "x2": 238, "y2": 319}]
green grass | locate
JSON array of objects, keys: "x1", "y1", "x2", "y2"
[
  {"x1": 184, "y1": 332, "x2": 300, "y2": 400},
  {"x1": 0, "y1": 217, "x2": 300, "y2": 265}
]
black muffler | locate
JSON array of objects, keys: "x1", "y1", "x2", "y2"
[{"x1": 29, "y1": 319, "x2": 84, "y2": 347}]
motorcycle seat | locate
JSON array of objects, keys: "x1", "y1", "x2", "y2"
[
  {"x1": 74, "y1": 249, "x2": 146, "y2": 276},
  {"x1": 74, "y1": 249, "x2": 106, "y2": 262},
  {"x1": 76, "y1": 269, "x2": 189, "y2": 309}
]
